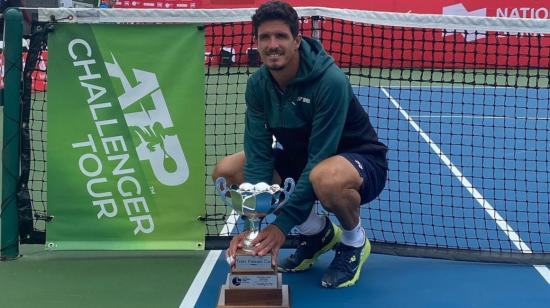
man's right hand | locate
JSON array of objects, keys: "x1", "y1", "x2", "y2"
[{"x1": 225, "y1": 231, "x2": 249, "y2": 266}]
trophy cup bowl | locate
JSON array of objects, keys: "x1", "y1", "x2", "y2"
[{"x1": 215, "y1": 177, "x2": 295, "y2": 253}]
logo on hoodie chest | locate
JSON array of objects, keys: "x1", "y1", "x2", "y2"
[{"x1": 290, "y1": 96, "x2": 311, "y2": 106}]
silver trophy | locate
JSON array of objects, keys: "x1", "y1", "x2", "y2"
[
  {"x1": 215, "y1": 177, "x2": 295, "y2": 305},
  {"x1": 215, "y1": 177, "x2": 295, "y2": 254}
]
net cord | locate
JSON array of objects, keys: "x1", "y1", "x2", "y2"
[{"x1": 35, "y1": 7, "x2": 550, "y2": 34}]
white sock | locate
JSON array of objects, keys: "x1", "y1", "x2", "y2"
[
  {"x1": 296, "y1": 206, "x2": 326, "y2": 235},
  {"x1": 341, "y1": 222, "x2": 366, "y2": 248}
]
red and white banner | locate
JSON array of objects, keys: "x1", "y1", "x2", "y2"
[
  {"x1": 198, "y1": 1, "x2": 549, "y2": 68},
  {"x1": 115, "y1": 0, "x2": 199, "y2": 9},
  {"x1": 0, "y1": 52, "x2": 47, "y2": 91},
  {"x1": 199, "y1": 0, "x2": 549, "y2": 19},
  {"x1": 25, "y1": 52, "x2": 48, "y2": 91}
]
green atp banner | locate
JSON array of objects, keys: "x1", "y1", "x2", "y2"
[{"x1": 47, "y1": 24, "x2": 205, "y2": 250}]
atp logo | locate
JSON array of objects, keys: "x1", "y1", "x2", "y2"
[
  {"x1": 105, "y1": 55, "x2": 189, "y2": 186},
  {"x1": 442, "y1": 3, "x2": 486, "y2": 42}
]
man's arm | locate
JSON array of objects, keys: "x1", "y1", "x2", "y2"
[
  {"x1": 272, "y1": 70, "x2": 352, "y2": 235},
  {"x1": 243, "y1": 78, "x2": 274, "y2": 184},
  {"x1": 226, "y1": 78, "x2": 277, "y2": 264}
]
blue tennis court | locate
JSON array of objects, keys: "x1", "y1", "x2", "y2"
[
  {"x1": 187, "y1": 85, "x2": 550, "y2": 307},
  {"x1": 362, "y1": 85, "x2": 550, "y2": 254}
]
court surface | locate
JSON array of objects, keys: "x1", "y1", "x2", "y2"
[
  {"x1": 365, "y1": 85, "x2": 550, "y2": 253},
  {"x1": 189, "y1": 85, "x2": 550, "y2": 307},
  {"x1": 2, "y1": 85, "x2": 550, "y2": 307}
]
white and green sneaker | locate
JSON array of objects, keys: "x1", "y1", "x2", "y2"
[
  {"x1": 320, "y1": 238, "x2": 371, "y2": 288},
  {"x1": 278, "y1": 216, "x2": 342, "y2": 272}
]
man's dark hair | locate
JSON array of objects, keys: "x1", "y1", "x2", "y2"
[{"x1": 252, "y1": 1, "x2": 299, "y2": 38}]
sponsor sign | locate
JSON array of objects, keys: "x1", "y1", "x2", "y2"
[{"x1": 47, "y1": 23, "x2": 205, "y2": 250}]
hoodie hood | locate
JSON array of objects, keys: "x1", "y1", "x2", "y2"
[
  {"x1": 260, "y1": 36, "x2": 335, "y2": 85},
  {"x1": 292, "y1": 37, "x2": 335, "y2": 84}
]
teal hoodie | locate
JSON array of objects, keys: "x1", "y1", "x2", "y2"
[{"x1": 243, "y1": 37, "x2": 387, "y2": 235}]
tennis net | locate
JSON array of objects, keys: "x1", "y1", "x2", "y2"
[{"x1": 16, "y1": 7, "x2": 550, "y2": 263}]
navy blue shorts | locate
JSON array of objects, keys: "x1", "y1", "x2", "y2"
[{"x1": 273, "y1": 149, "x2": 387, "y2": 205}]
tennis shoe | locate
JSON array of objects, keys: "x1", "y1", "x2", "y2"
[
  {"x1": 278, "y1": 216, "x2": 341, "y2": 272},
  {"x1": 320, "y1": 238, "x2": 371, "y2": 288}
]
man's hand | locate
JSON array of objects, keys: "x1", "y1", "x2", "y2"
[
  {"x1": 251, "y1": 224, "x2": 286, "y2": 266},
  {"x1": 226, "y1": 231, "x2": 249, "y2": 266},
  {"x1": 225, "y1": 224, "x2": 286, "y2": 267}
]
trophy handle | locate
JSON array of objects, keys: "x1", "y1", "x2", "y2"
[
  {"x1": 215, "y1": 177, "x2": 232, "y2": 206},
  {"x1": 276, "y1": 177, "x2": 295, "y2": 210}
]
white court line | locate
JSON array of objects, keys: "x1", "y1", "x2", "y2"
[
  {"x1": 412, "y1": 115, "x2": 550, "y2": 120},
  {"x1": 534, "y1": 266, "x2": 550, "y2": 285},
  {"x1": 179, "y1": 210, "x2": 239, "y2": 308},
  {"x1": 384, "y1": 85, "x2": 518, "y2": 89},
  {"x1": 380, "y1": 87, "x2": 550, "y2": 285}
]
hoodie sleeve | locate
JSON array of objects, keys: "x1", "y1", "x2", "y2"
[
  {"x1": 243, "y1": 78, "x2": 274, "y2": 184},
  {"x1": 273, "y1": 69, "x2": 351, "y2": 235}
]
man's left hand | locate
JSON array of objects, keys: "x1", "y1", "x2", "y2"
[{"x1": 251, "y1": 224, "x2": 286, "y2": 266}]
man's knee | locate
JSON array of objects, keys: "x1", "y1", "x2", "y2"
[
  {"x1": 310, "y1": 164, "x2": 341, "y2": 204},
  {"x1": 309, "y1": 157, "x2": 362, "y2": 211},
  {"x1": 211, "y1": 162, "x2": 226, "y2": 181},
  {"x1": 211, "y1": 152, "x2": 245, "y2": 184}
]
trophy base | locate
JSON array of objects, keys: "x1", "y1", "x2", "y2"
[{"x1": 216, "y1": 284, "x2": 290, "y2": 308}]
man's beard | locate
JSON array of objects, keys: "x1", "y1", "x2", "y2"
[
  {"x1": 264, "y1": 48, "x2": 285, "y2": 71},
  {"x1": 267, "y1": 63, "x2": 285, "y2": 71}
]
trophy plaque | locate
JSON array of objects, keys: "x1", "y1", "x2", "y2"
[{"x1": 215, "y1": 177, "x2": 295, "y2": 307}]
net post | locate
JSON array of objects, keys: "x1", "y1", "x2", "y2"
[{"x1": 1, "y1": 8, "x2": 23, "y2": 261}]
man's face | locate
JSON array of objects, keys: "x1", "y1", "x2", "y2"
[{"x1": 257, "y1": 20, "x2": 301, "y2": 71}]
